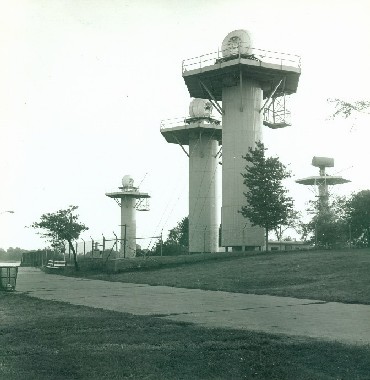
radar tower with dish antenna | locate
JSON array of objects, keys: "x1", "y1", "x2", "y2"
[
  {"x1": 105, "y1": 175, "x2": 150, "y2": 257},
  {"x1": 181, "y1": 29, "x2": 301, "y2": 250},
  {"x1": 161, "y1": 99, "x2": 221, "y2": 253},
  {"x1": 296, "y1": 157, "x2": 351, "y2": 211}
]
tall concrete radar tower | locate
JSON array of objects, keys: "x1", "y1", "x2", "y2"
[
  {"x1": 161, "y1": 99, "x2": 222, "y2": 253},
  {"x1": 105, "y1": 175, "x2": 150, "y2": 258},
  {"x1": 182, "y1": 30, "x2": 301, "y2": 250},
  {"x1": 296, "y1": 157, "x2": 351, "y2": 210}
]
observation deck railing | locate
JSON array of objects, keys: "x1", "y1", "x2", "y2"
[
  {"x1": 160, "y1": 116, "x2": 221, "y2": 131},
  {"x1": 182, "y1": 44, "x2": 301, "y2": 73}
]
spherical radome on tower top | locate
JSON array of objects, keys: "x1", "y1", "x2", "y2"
[
  {"x1": 221, "y1": 29, "x2": 253, "y2": 58},
  {"x1": 189, "y1": 98, "x2": 213, "y2": 118},
  {"x1": 122, "y1": 175, "x2": 134, "y2": 188}
]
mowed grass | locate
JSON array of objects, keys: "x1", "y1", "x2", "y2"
[
  {"x1": 77, "y1": 249, "x2": 370, "y2": 305},
  {"x1": 1, "y1": 292, "x2": 370, "y2": 380}
]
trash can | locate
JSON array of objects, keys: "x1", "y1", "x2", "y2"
[{"x1": 0, "y1": 262, "x2": 20, "y2": 291}]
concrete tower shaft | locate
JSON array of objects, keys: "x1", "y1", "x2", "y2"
[
  {"x1": 189, "y1": 129, "x2": 220, "y2": 253},
  {"x1": 221, "y1": 78, "x2": 264, "y2": 247},
  {"x1": 120, "y1": 197, "x2": 136, "y2": 258}
]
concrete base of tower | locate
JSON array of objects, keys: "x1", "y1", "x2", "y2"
[
  {"x1": 221, "y1": 206, "x2": 264, "y2": 249},
  {"x1": 189, "y1": 224, "x2": 219, "y2": 253}
]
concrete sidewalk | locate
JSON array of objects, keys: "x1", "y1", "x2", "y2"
[{"x1": 16, "y1": 267, "x2": 370, "y2": 346}]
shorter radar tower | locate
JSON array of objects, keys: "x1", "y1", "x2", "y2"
[
  {"x1": 296, "y1": 157, "x2": 351, "y2": 210},
  {"x1": 106, "y1": 175, "x2": 150, "y2": 258},
  {"x1": 161, "y1": 99, "x2": 222, "y2": 253}
]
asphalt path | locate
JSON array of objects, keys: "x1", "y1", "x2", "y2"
[{"x1": 16, "y1": 267, "x2": 370, "y2": 345}]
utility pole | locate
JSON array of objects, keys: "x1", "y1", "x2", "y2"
[{"x1": 90, "y1": 236, "x2": 94, "y2": 258}]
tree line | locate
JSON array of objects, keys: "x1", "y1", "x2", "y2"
[{"x1": 0, "y1": 247, "x2": 27, "y2": 261}]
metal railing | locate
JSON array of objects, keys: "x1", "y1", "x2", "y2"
[
  {"x1": 160, "y1": 117, "x2": 188, "y2": 130},
  {"x1": 69, "y1": 234, "x2": 162, "y2": 259},
  {"x1": 160, "y1": 116, "x2": 221, "y2": 131},
  {"x1": 182, "y1": 44, "x2": 301, "y2": 73}
]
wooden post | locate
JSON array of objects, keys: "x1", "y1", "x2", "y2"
[{"x1": 160, "y1": 230, "x2": 163, "y2": 257}]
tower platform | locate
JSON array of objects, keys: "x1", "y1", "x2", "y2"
[
  {"x1": 182, "y1": 49, "x2": 301, "y2": 101},
  {"x1": 295, "y1": 176, "x2": 350, "y2": 186},
  {"x1": 105, "y1": 189, "x2": 150, "y2": 199},
  {"x1": 160, "y1": 117, "x2": 222, "y2": 145}
]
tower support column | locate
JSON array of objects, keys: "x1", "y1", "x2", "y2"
[
  {"x1": 189, "y1": 129, "x2": 220, "y2": 253},
  {"x1": 120, "y1": 197, "x2": 137, "y2": 258},
  {"x1": 221, "y1": 77, "x2": 264, "y2": 249}
]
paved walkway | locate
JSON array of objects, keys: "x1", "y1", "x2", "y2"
[{"x1": 16, "y1": 267, "x2": 370, "y2": 346}]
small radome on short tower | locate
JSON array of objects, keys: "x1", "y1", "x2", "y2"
[{"x1": 105, "y1": 175, "x2": 150, "y2": 258}]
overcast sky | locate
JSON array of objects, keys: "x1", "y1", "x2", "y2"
[{"x1": 1, "y1": 0, "x2": 369, "y2": 250}]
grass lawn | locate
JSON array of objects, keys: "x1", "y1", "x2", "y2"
[
  {"x1": 71, "y1": 248, "x2": 370, "y2": 305},
  {"x1": 1, "y1": 292, "x2": 370, "y2": 380}
]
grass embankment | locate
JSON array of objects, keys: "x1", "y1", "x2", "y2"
[
  {"x1": 71, "y1": 248, "x2": 370, "y2": 305},
  {"x1": 1, "y1": 292, "x2": 369, "y2": 380}
]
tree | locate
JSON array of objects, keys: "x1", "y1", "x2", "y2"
[
  {"x1": 302, "y1": 196, "x2": 349, "y2": 248},
  {"x1": 328, "y1": 98, "x2": 370, "y2": 119},
  {"x1": 152, "y1": 217, "x2": 189, "y2": 256},
  {"x1": 31, "y1": 205, "x2": 88, "y2": 270},
  {"x1": 273, "y1": 209, "x2": 302, "y2": 242},
  {"x1": 166, "y1": 216, "x2": 189, "y2": 247},
  {"x1": 5, "y1": 247, "x2": 27, "y2": 261},
  {"x1": 346, "y1": 190, "x2": 370, "y2": 247},
  {"x1": 240, "y1": 141, "x2": 294, "y2": 251}
]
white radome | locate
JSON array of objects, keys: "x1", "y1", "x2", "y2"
[
  {"x1": 189, "y1": 98, "x2": 213, "y2": 118},
  {"x1": 221, "y1": 29, "x2": 253, "y2": 58},
  {"x1": 122, "y1": 175, "x2": 134, "y2": 188}
]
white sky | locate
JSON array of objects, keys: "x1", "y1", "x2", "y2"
[{"x1": 1, "y1": 0, "x2": 369, "y2": 250}]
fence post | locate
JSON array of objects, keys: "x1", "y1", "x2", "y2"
[
  {"x1": 123, "y1": 224, "x2": 127, "y2": 258},
  {"x1": 203, "y1": 227, "x2": 207, "y2": 254},
  {"x1": 113, "y1": 231, "x2": 118, "y2": 253},
  {"x1": 160, "y1": 230, "x2": 163, "y2": 257}
]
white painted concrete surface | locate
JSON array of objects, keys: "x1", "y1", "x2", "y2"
[
  {"x1": 189, "y1": 128, "x2": 220, "y2": 253},
  {"x1": 221, "y1": 77, "x2": 264, "y2": 249}
]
